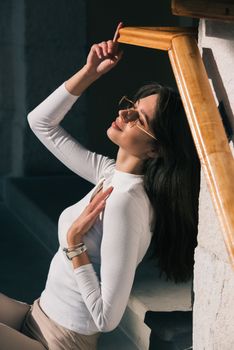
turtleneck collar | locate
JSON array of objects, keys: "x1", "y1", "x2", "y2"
[{"x1": 102, "y1": 168, "x2": 144, "y2": 192}]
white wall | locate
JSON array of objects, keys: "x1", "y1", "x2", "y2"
[{"x1": 193, "y1": 19, "x2": 234, "y2": 350}]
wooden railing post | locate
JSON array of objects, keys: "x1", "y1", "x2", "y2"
[
  {"x1": 118, "y1": 27, "x2": 234, "y2": 268},
  {"x1": 168, "y1": 35, "x2": 234, "y2": 265}
]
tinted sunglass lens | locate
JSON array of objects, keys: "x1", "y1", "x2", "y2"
[{"x1": 127, "y1": 110, "x2": 139, "y2": 122}]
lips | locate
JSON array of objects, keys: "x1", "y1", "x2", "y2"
[{"x1": 112, "y1": 118, "x2": 123, "y2": 131}]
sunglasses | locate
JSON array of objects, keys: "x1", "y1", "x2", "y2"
[{"x1": 118, "y1": 96, "x2": 157, "y2": 141}]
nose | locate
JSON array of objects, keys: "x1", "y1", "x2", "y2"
[
  {"x1": 119, "y1": 108, "x2": 127, "y2": 115},
  {"x1": 117, "y1": 109, "x2": 127, "y2": 123},
  {"x1": 118, "y1": 110, "x2": 128, "y2": 123},
  {"x1": 116, "y1": 115, "x2": 125, "y2": 127}
]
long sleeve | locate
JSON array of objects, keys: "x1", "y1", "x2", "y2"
[
  {"x1": 31, "y1": 82, "x2": 152, "y2": 334},
  {"x1": 73, "y1": 186, "x2": 151, "y2": 332},
  {"x1": 27, "y1": 82, "x2": 115, "y2": 185}
]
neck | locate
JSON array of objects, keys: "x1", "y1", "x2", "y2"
[{"x1": 115, "y1": 148, "x2": 144, "y2": 175}]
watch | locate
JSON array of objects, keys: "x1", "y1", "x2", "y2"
[{"x1": 63, "y1": 244, "x2": 87, "y2": 260}]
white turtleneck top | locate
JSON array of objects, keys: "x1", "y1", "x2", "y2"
[{"x1": 27, "y1": 82, "x2": 153, "y2": 335}]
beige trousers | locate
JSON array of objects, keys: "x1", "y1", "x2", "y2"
[
  {"x1": 0, "y1": 292, "x2": 44, "y2": 350},
  {"x1": 0, "y1": 293, "x2": 100, "y2": 350}
]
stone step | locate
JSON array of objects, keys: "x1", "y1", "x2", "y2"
[
  {"x1": 118, "y1": 256, "x2": 192, "y2": 350},
  {"x1": 145, "y1": 311, "x2": 192, "y2": 350},
  {"x1": 119, "y1": 301, "x2": 151, "y2": 350}
]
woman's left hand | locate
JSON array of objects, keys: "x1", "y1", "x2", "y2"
[{"x1": 67, "y1": 186, "x2": 114, "y2": 247}]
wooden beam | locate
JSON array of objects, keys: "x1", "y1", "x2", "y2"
[
  {"x1": 172, "y1": 0, "x2": 234, "y2": 22},
  {"x1": 169, "y1": 35, "x2": 234, "y2": 265},
  {"x1": 117, "y1": 26, "x2": 234, "y2": 267},
  {"x1": 118, "y1": 27, "x2": 197, "y2": 51}
]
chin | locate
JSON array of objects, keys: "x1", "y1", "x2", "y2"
[{"x1": 106, "y1": 127, "x2": 120, "y2": 146}]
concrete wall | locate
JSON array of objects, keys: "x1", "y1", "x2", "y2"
[{"x1": 193, "y1": 19, "x2": 234, "y2": 350}]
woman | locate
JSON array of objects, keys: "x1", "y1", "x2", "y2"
[{"x1": 0, "y1": 24, "x2": 200, "y2": 350}]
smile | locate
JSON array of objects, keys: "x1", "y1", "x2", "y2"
[{"x1": 112, "y1": 120, "x2": 122, "y2": 131}]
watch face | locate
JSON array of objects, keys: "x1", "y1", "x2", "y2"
[
  {"x1": 67, "y1": 250, "x2": 77, "y2": 260},
  {"x1": 67, "y1": 252, "x2": 74, "y2": 260},
  {"x1": 63, "y1": 246, "x2": 87, "y2": 260},
  {"x1": 63, "y1": 248, "x2": 73, "y2": 260}
]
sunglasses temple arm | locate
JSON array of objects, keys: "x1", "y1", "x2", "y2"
[{"x1": 137, "y1": 125, "x2": 157, "y2": 140}]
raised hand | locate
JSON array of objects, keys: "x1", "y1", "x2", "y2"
[
  {"x1": 65, "y1": 23, "x2": 124, "y2": 96},
  {"x1": 85, "y1": 22, "x2": 123, "y2": 76}
]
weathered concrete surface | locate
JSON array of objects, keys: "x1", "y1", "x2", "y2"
[
  {"x1": 194, "y1": 170, "x2": 234, "y2": 350},
  {"x1": 194, "y1": 19, "x2": 234, "y2": 350}
]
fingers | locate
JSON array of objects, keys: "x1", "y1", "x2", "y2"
[
  {"x1": 101, "y1": 41, "x2": 108, "y2": 56},
  {"x1": 86, "y1": 186, "x2": 113, "y2": 214},
  {"x1": 92, "y1": 41, "x2": 117, "y2": 60},
  {"x1": 90, "y1": 199, "x2": 106, "y2": 217},
  {"x1": 110, "y1": 50, "x2": 123, "y2": 64},
  {"x1": 107, "y1": 40, "x2": 114, "y2": 55},
  {"x1": 92, "y1": 32, "x2": 123, "y2": 61},
  {"x1": 90, "y1": 21, "x2": 124, "y2": 64},
  {"x1": 91, "y1": 44, "x2": 103, "y2": 59},
  {"x1": 83, "y1": 199, "x2": 106, "y2": 229},
  {"x1": 70, "y1": 186, "x2": 113, "y2": 237},
  {"x1": 113, "y1": 22, "x2": 123, "y2": 42},
  {"x1": 72, "y1": 200, "x2": 105, "y2": 236},
  {"x1": 96, "y1": 186, "x2": 114, "y2": 204},
  {"x1": 111, "y1": 21, "x2": 124, "y2": 57}
]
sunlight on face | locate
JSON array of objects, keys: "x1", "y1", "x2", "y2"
[
  {"x1": 107, "y1": 94, "x2": 158, "y2": 159},
  {"x1": 136, "y1": 94, "x2": 158, "y2": 127}
]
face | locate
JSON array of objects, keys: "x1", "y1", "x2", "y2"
[{"x1": 107, "y1": 94, "x2": 158, "y2": 159}]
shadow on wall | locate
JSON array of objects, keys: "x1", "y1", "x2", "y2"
[
  {"x1": 202, "y1": 47, "x2": 233, "y2": 141},
  {"x1": 205, "y1": 20, "x2": 234, "y2": 40}
]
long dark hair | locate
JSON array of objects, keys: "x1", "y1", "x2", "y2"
[{"x1": 134, "y1": 83, "x2": 201, "y2": 283}]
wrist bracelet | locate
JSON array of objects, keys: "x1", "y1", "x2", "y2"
[
  {"x1": 66, "y1": 242, "x2": 84, "y2": 252},
  {"x1": 63, "y1": 244, "x2": 87, "y2": 260}
]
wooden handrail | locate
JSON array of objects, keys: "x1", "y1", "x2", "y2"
[
  {"x1": 117, "y1": 27, "x2": 196, "y2": 51},
  {"x1": 118, "y1": 27, "x2": 234, "y2": 267},
  {"x1": 172, "y1": 0, "x2": 234, "y2": 22}
]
